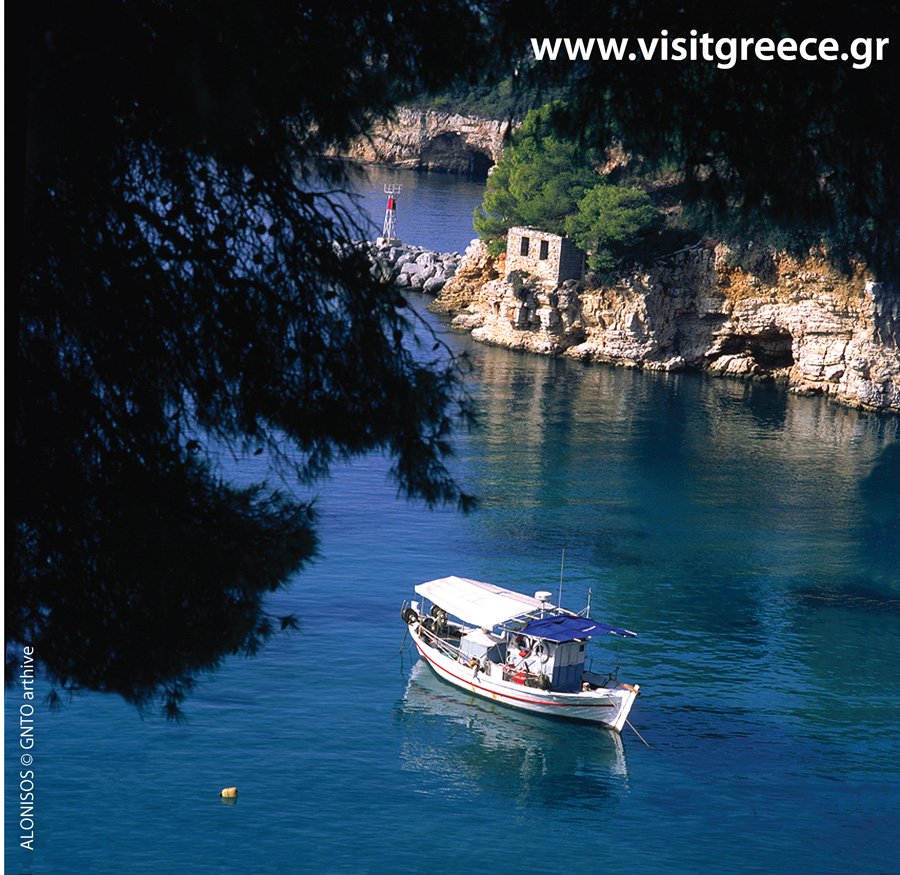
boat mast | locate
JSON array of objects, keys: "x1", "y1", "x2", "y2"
[{"x1": 558, "y1": 547, "x2": 565, "y2": 607}]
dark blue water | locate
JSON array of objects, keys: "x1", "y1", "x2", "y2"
[
  {"x1": 7, "y1": 167, "x2": 900, "y2": 875},
  {"x1": 338, "y1": 162, "x2": 487, "y2": 254}
]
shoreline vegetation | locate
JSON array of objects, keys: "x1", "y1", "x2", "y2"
[
  {"x1": 355, "y1": 91, "x2": 879, "y2": 283},
  {"x1": 344, "y1": 93, "x2": 899, "y2": 415}
]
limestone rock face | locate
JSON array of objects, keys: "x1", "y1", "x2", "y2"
[
  {"x1": 332, "y1": 108, "x2": 511, "y2": 174},
  {"x1": 429, "y1": 241, "x2": 900, "y2": 413},
  {"x1": 428, "y1": 238, "x2": 502, "y2": 317}
]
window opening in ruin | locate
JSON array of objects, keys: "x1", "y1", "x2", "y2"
[
  {"x1": 520, "y1": 236, "x2": 530, "y2": 256},
  {"x1": 539, "y1": 239, "x2": 549, "y2": 260}
]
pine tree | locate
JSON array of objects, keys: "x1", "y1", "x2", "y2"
[
  {"x1": 473, "y1": 104, "x2": 602, "y2": 252},
  {"x1": 13, "y1": 0, "x2": 485, "y2": 718}
]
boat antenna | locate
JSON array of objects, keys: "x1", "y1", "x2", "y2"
[{"x1": 558, "y1": 548, "x2": 565, "y2": 606}]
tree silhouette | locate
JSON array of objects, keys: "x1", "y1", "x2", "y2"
[
  {"x1": 13, "y1": 0, "x2": 485, "y2": 718},
  {"x1": 493, "y1": 0, "x2": 900, "y2": 279}
]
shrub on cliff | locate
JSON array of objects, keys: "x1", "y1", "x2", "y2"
[
  {"x1": 473, "y1": 102, "x2": 661, "y2": 270},
  {"x1": 405, "y1": 77, "x2": 568, "y2": 120},
  {"x1": 565, "y1": 185, "x2": 660, "y2": 278},
  {"x1": 473, "y1": 103, "x2": 603, "y2": 255}
]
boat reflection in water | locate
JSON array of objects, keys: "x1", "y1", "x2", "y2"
[{"x1": 395, "y1": 661, "x2": 629, "y2": 809}]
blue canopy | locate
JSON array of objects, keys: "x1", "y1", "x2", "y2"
[{"x1": 520, "y1": 615, "x2": 636, "y2": 641}]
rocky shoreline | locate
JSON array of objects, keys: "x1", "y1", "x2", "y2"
[
  {"x1": 428, "y1": 239, "x2": 900, "y2": 414},
  {"x1": 329, "y1": 107, "x2": 511, "y2": 176},
  {"x1": 328, "y1": 104, "x2": 900, "y2": 414}
]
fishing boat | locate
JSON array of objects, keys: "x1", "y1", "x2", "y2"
[{"x1": 401, "y1": 575, "x2": 640, "y2": 732}]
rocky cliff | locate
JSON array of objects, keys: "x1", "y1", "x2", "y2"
[
  {"x1": 331, "y1": 107, "x2": 512, "y2": 175},
  {"x1": 430, "y1": 240, "x2": 900, "y2": 413}
]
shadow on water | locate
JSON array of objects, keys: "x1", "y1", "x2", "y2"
[
  {"x1": 859, "y1": 441, "x2": 900, "y2": 527},
  {"x1": 788, "y1": 580, "x2": 900, "y2": 614},
  {"x1": 588, "y1": 524, "x2": 651, "y2": 568},
  {"x1": 850, "y1": 441, "x2": 900, "y2": 594}
]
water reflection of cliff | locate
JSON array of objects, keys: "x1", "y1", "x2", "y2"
[
  {"x1": 461, "y1": 341, "x2": 900, "y2": 622},
  {"x1": 394, "y1": 661, "x2": 629, "y2": 811}
]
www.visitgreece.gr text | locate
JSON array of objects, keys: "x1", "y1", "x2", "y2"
[{"x1": 530, "y1": 33, "x2": 890, "y2": 69}]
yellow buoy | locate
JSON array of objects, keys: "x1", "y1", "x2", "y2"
[{"x1": 220, "y1": 787, "x2": 238, "y2": 798}]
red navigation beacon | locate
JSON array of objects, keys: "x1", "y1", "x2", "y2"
[{"x1": 378, "y1": 184, "x2": 402, "y2": 245}]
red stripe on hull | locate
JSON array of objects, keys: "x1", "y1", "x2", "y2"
[{"x1": 415, "y1": 639, "x2": 615, "y2": 711}]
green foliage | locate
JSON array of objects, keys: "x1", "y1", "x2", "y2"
[
  {"x1": 473, "y1": 102, "x2": 660, "y2": 274},
  {"x1": 485, "y1": 236, "x2": 510, "y2": 258},
  {"x1": 674, "y1": 202, "x2": 837, "y2": 279},
  {"x1": 565, "y1": 185, "x2": 659, "y2": 273},
  {"x1": 473, "y1": 102, "x2": 602, "y2": 245},
  {"x1": 405, "y1": 77, "x2": 569, "y2": 120}
]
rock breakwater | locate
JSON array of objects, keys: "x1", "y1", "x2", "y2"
[{"x1": 361, "y1": 241, "x2": 463, "y2": 294}]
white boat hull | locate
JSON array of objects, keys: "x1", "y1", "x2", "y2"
[{"x1": 410, "y1": 625, "x2": 639, "y2": 732}]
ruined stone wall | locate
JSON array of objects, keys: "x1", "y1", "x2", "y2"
[{"x1": 505, "y1": 227, "x2": 585, "y2": 283}]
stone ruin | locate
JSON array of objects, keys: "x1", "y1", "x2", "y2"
[{"x1": 504, "y1": 227, "x2": 585, "y2": 284}]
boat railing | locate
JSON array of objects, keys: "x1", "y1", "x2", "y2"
[
  {"x1": 416, "y1": 621, "x2": 463, "y2": 662},
  {"x1": 585, "y1": 657, "x2": 621, "y2": 685}
]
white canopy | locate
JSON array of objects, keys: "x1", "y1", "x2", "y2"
[{"x1": 414, "y1": 576, "x2": 543, "y2": 628}]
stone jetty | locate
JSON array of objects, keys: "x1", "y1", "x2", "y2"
[{"x1": 364, "y1": 241, "x2": 463, "y2": 294}]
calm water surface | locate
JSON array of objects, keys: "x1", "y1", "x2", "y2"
[{"x1": 6, "y1": 167, "x2": 900, "y2": 874}]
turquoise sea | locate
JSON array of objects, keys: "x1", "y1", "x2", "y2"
[{"x1": 6, "y1": 167, "x2": 900, "y2": 874}]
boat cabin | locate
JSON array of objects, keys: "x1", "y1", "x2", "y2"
[
  {"x1": 517, "y1": 639, "x2": 586, "y2": 692},
  {"x1": 411, "y1": 576, "x2": 635, "y2": 693},
  {"x1": 459, "y1": 628, "x2": 507, "y2": 665},
  {"x1": 510, "y1": 618, "x2": 597, "y2": 691}
]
